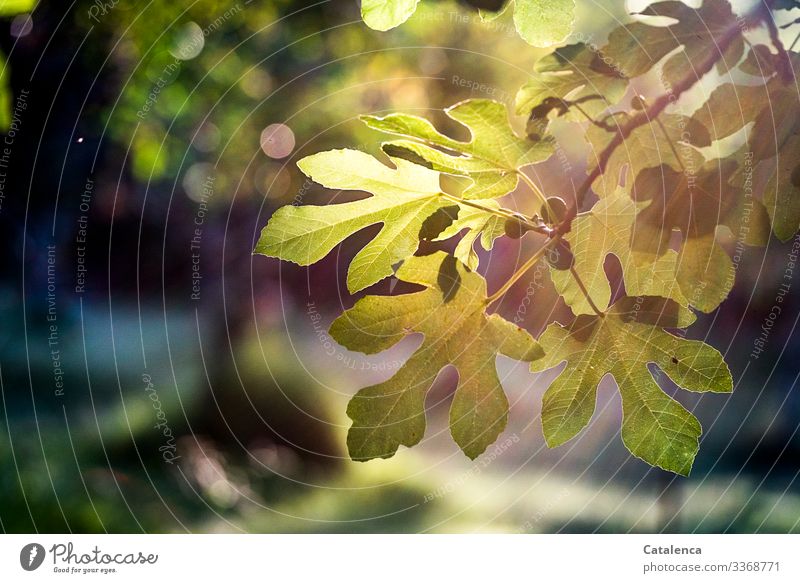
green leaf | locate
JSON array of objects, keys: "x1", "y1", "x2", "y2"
[
  {"x1": 747, "y1": 75, "x2": 800, "y2": 242},
  {"x1": 513, "y1": 0, "x2": 575, "y2": 48},
  {"x1": 689, "y1": 76, "x2": 798, "y2": 241},
  {"x1": 256, "y1": 148, "x2": 506, "y2": 291},
  {"x1": 359, "y1": 0, "x2": 575, "y2": 45},
  {"x1": 0, "y1": 0, "x2": 36, "y2": 17},
  {"x1": 0, "y1": 51, "x2": 10, "y2": 132},
  {"x1": 362, "y1": 99, "x2": 554, "y2": 199},
  {"x1": 360, "y1": 0, "x2": 420, "y2": 31},
  {"x1": 330, "y1": 251, "x2": 543, "y2": 461},
  {"x1": 552, "y1": 188, "x2": 688, "y2": 316},
  {"x1": 434, "y1": 200, "x2": 506, "y2": 270},
  {"x1": 587, "y1": 111, "x2": 711, "y2": 198},
  {"x1": 763, "y1": 136, "x2": 800, "y2": 241},
  {"x1": 515, "y1": 43, "x2": 629, "y2": 121},
  {"x1": 631, "y1": 161, "x2": 742, "y2": 312},
  {"x1": 691, "y1": 82, "x2": 768, "y2": 143},
  {"x1": 725, "y1": 155, "x2": 773, "y2": 247},
  {"x1": 603, "y1": 0, "x2": 744, "y2": 84},
  {"x1": 532, "y1": 297, "x2": 733, "y2": 475},
  {"x1": 255, "y1": 149, "x2": 449, "y2": 293},
  {"x1": 739, "y1": 44, "x2": 781, "y2": 77}
]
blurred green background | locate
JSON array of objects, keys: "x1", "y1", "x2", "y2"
[{"x1": 0, "y1": 0, "x2": 799, "y2": 533}]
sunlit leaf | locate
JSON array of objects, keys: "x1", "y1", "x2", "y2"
[
  {"x1": 331, "y1": 251, "x2": 543, "y2": 460},
  {"x1": 603, "y1": 0, "x2": 744, "y2": 84},
  {"x1": 532, "y1": 297, "x2": 732, "y2": 475},
  {"x1": 0, "y1": 0, "x2": 36, "y2": 17},
  {"x1": 552, "y1": 188, "x2": 688, "y2": 316},
  {"x1": 256, "y1": 149, "x2": 506, "y2": 291},
  {"x1": 360, "y1": 0, "x2": 420, "y2": 31},
  {"x1": 631, "y1": 160, "x2": 744, "y2": 312},
  {"x1": 691, "y1": 82, "x2": 766, "y2": 142},
  {"x1": 587, "y1": 111, "x2": 711, "y2": 197},
  {"x1": 434, "y1": 200, "x2": 505, "y2": 270},
  {"x1": 739, "y1": 44, "x2": 781, "y2": 77},
  {"x1": 748, "y1": 84, "x2": 800, "y2": 241},
  {"x1": 255, "y1": 149, "x2": 448, "y2": 293},
  {"x1": 693, "y1": 54, "x2": 800, "y2": 241},
  {"x1": 359, "y1": 0, "x2": 574, "y2": 45},
  {"x1": 362, "y1": 99, "x2": 554, "y2": 199},
  {"x1": 513, "y1": 0, "x2": 575, "y2": 48},
  {"x1": 516, "y1": 43, "x2": 629, "y2": 122}
]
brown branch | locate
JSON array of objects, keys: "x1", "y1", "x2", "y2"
[
  {"x1": 554, "y1": 3, "x2": 773, "y2": 237},
  {"x1": 486, "y1": 1, "x2": 776, "y2": 306}
]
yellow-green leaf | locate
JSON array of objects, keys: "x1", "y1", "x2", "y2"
[
  {"x1": 256, "y1": 149, "x2": 510, "y2": 291},
  {"x1": 361, "y1": 0, "x2": 420, "y2": 31},
  {"x1": 0, "y1": 0, "x2": 36, "y2": 17},
  {"x1": 255, "y1": 149, "x2": 448, "y2": 293},
  {"x1": 434, "y1": 200, "x2": 506, "y2": 270},
  {"x1": 603, "y1": 0, "x2": 744, "y2": 84},
  {"x1": 631, "y1": 161, "x2": 740, "y2": 312},
  {"x1": 587, "y1": 111, "x2": 710, "y2": 198},
  {"x1": 532, "y1": 297, "x2": 733, "y2": 476},
  {"x1": 513, "y1": 0, "x2": 575, "y2": 48},
  {"x1": 516, "y1": 43, "x2": 629, "y2": 121},
  {"x1": 331, "y1": 252, "x2": 543, "y2": 461},
  {"x1": 552, "y1": 188, "x2": 688, "y2": 315},
  {"x1": 362, "y1": 99, "x2": 553, "y2": 200}
]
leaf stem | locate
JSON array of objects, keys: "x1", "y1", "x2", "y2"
[
  {"x1": 438, "y1": 191, "x2": 551, "y2": 236},
  {"x1": 485, "y1": 236, "x2": 560, "y2": 306},
  {"x1": 515, "y1": 169, "x2": 552, "y2": 218},
  {"x1": 571, "y1": 101, "x2": 614, "y2": 131},
  {"x1": 486, "y1": 2, "x2": 774, "y2": 313},
  {"x1": 790, "y1": 30, "x2": 800, "y2": 51},
  {"x1": 654, "y1": 116, "x2": 687, "y2": 173},
  {"x1": 554, "y1": 3, "x2": 771, "y2": 237},
  {"x1": 569, "y1": 265, "x2": 605, "y2": 317}
]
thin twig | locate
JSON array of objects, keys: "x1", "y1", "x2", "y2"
[
  {"x1": 554, "y1": 4, "x2": 771, "y2": 237},
  {"x1": 438, "y1": 191, "x2": 552, "y2": 236},
  {"x1": 571, "y1": 101, "x2": 615, "y2": 131},
  {"x1": 654, "y1": 116, "x2": 687, "y2": 173},
  {"x1": 482, "y1": 2, "x2": 773, "y2": 309},
  {"x1": 485, "y1": 236, "x2": 560, "y2": 306},
  {"x1": 515, "y1": 169, "x2": 549, "y2": 208},
  {"x1": 569, "y1": 265, "x2": 605, "y2": 317},
  {"x1": 791, "y1": 30, "x2": 800, "y2": 51}
]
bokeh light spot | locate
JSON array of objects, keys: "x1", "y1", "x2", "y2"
[
  {"x1": 171, "y1": 22, "x2": 204, "y2": 61},
  {"x1": 260, "y1": 124, "x2": 295, "y2": 159},
  {"x1": 182, "y1": 162, "x2": 216, "y2": 202},
  {"x1": 10, "y1": 14, "x2": 33, "y2": 38}
]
